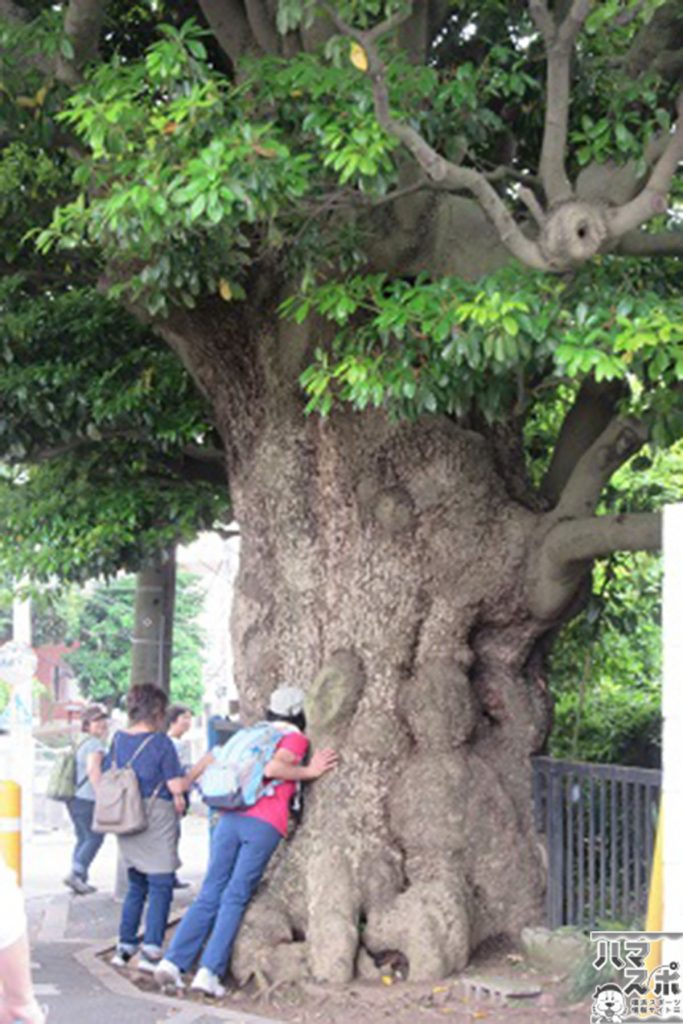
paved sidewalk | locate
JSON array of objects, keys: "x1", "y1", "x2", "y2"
[{"x1": 22, "y1": 817, "x2": 284, "y2": 1024}]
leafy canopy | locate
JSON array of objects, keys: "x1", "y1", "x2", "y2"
[
  {"x1": 23, "y1": 4, "x2": 681, "y2": 437},
  {"x1": 0, "y1": 279, "x2": 228, "y2": 582}
]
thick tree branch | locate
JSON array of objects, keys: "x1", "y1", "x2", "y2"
[
  {"x1": 616, "y1": 229, "x2": 683, "y2": 257},
  {"x1": 55, "y1": 0, "x2": 109, "y2": 84},
  {"x1": 607, "y1": 90, "x2": 683, "y2": 237},
  {"x1": 541, "y1": 379, "x2": 626, "y2": 505},
  {"x1": 626, "y1": 0, "x2": 683, "y2": 87},
  {"x1": 551, "y1": 512, "x2": 662, "y2": 562},
  {"x1": 554, "y1": 415, "x2": 648, "y2": 519},
  {"x1": 162, "y1": 450, "x2": 228, "y2": 487},
  {"x1": 529, "y1": 0, "x2": 590, "y2": 204},
  {"x1": 323, "y1": 2, "x2": 680, "y2": 272},
  {"x1": 198, "y1": 0, "x2": 259, "y2": 66},
  {"x1": 245, "y1": 0, "x2": 279, "y2": 55},
  {"x1": 518, "y1": 185, "x2": 546, "y2": 229},
  {"x1": 25, "y1": 432, "x2": 227, "y2": 486},
  {"x1": 27, "y1": 429, "x2": 140, "y2": 463},
  {"x1": 529, "y1": 511, "x2": 661, "y2": 620}
]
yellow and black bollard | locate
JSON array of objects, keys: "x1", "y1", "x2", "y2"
[{"x1": 0, "y1": 779, "x2": 21, "y2": 882}]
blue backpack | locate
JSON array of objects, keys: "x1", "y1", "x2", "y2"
[{"x1": 199, "y1": 722, "x2": 297, "y2": 811}]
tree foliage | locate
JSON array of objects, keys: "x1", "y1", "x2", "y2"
[
  {"x1": 0, "y1": 271, "x2": 229, "y2": 583},
  {"x1": 0, "y1": 6, "x2": 230, "y2": 585},
  {"x1": 43, "y1": 572, "x2": 206, "y2": 709},
  {"x1": 7, "y1": 2, "x2": 676, "y2": 485},
  {"x1": 550, "y1": 552, "x2": 662, "y2": 765}
]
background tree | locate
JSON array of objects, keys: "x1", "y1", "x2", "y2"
[
  {"x1": 0, "y1": 250, "x2": 229, "y2": 690},
  {"x1": 58, "y1": 573, "x2": 205, "y2": 709},
  {"x1": 550, "y1": 552, "x2": 662, "y2": 764},
  {"x1": 549, "y1": 441, "x2": 683, "y2": 766},
  {"x1": 1, "y1": 0, "x2": 682, "y2": 984},
  {"x1": 0, "y1": 286, "x2": 228, "y2": 583}
]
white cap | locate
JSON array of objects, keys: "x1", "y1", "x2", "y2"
[{"x1": 268, "y1": 685, "x2": 305, "y2": 718}]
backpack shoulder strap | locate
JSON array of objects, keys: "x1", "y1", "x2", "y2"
[
  {"x1": 124, "y1": 732, "x2": 157, "y2": 768},
  {"x1": 74, "y1": 735, "x2": 92, "y2": 790}
]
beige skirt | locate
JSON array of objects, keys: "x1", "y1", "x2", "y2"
[{"x1": 117, "y1": 797, "x2": 180, "y2": 875}]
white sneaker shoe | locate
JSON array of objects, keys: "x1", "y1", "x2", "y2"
[
  {"x1": 137, "y1": 953, "x2": 162, "y2": 974},
  {"x1": 111, "y1": 945, "x2": 135, "y2": 968},
  {"x1": 190, "y1": 966, "x2": 225, "y2": 998},
  {"x1": 154, "y1": 958, "x2": 185, "y2": 990}
]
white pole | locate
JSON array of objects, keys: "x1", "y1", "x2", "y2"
[
  {"x1": 12, "y1": 598, "x2": 32, "y2": 646},
  {"x1": 662, "y1": 504, "x2": 683, "y2": 953},
  {"x1": 0, "y1": 603, "x2": 36, "y2": 848}
]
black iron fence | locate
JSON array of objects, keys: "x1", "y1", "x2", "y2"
[{"x1": 531, "y1": 756, "x2": 661, "y2": 930}]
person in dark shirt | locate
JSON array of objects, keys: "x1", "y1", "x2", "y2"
[{"x1": 91, "y1": 683, "x2": 186, "y2": 973}]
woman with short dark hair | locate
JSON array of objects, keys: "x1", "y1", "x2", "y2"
[
  {"x1": 63, "y1": 703, "x2": 109, "y2": 895},
  {"x1": 90, "y1": 683, "x2": 186, "y2": 973}
]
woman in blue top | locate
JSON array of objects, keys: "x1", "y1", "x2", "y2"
[
  {"x1": 64, "y1": 703, "x2": 109, "y2": 895},
  {"x1": 91, "y1": 683, "x2": 186, "y2": 973}
]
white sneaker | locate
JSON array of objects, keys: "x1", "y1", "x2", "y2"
[
  {"x1": 154, "y1": 958, "x2": 185, "y2": 990},
  {"x1": 111, "y1": 946, "x2": 134, "y2": 968},
  {"x1": 190, "y1": 966, "x2": 225, "y2": 998},
  {"x1": 137, "y1": 953, "x2": 162, "y2": 974}
]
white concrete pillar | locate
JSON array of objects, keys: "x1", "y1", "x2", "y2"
[
  {"x1": 0, "y1": 640, "x2": 37, "y2": 843},
  {"x1": 662, "y1": 504, "x2": 683, "y2": 948}
]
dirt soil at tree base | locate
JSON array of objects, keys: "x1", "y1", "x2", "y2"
[{"x1": 115, "y1": 942, "x2": 593, "y2": 1023}]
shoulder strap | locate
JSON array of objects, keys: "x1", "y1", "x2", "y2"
[
  {"x1": 124, "y1": 732, "x2": 157, "y2": 768},
  {"x1": 74, "y1": 736, "x2": 91, "y2": 791}
]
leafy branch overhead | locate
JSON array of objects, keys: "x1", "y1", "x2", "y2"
[{"x1": 327, "y1": 0, "x2": 683, "y2": 272}]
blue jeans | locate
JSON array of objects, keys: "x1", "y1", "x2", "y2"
[
  {"x1": 119, "y1": 867, "x2": 175, "y2": 952},
  {"x1": 166, "y1": 814, "x2": 280, "y2": 977},
  {"x1": 66, "y1": 797, "x2": 104, "y2": 881}
]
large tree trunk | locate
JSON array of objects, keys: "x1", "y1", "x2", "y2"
[
  {"x1": 130, "y1": 548, "x2": 176, "y2": 694},
  {"x1": 160, "y1": 301, "x2": 554, "y2": 984}
]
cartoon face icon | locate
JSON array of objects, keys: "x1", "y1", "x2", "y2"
[{"x1": 592, "y1": 983, "x2": 627, "y2": 1023}]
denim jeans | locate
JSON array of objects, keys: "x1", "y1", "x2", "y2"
[
  {"x1": 119, "y1": 867, "x2": 175, "y2": 952},
  {"x1": 166, "y1": 814, "x2": 280, "y2": 977},
  {"x1": 66, "y1": 797, "x2": 104, "y2": 881}
]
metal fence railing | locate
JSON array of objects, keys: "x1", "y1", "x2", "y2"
[{"x1": 531, "y1": 756, "x2": 661, "y2": 930}]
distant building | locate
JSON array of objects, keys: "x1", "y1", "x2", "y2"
[{"x1": 34, "y1": 643, "x2": 83, "y2": 724}]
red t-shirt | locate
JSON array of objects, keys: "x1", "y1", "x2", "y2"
[{"x1": 240, "y1": 730, "x2": 309, "y2": 837}]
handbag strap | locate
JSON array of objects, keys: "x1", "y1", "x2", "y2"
[
  {"x1": 74, "y1": 735, "x2": 92, "y2": 792},
  {"x1": 113, "y1": 731, "x2": 157, "y2": 769}
]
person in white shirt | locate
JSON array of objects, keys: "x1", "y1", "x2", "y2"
[
  {"x1": 0, "y1": 857, "x2": 46, "y2": 1024},
  {"x1": 166, "y1": 704, "x2": 193, "y2": 890}
]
